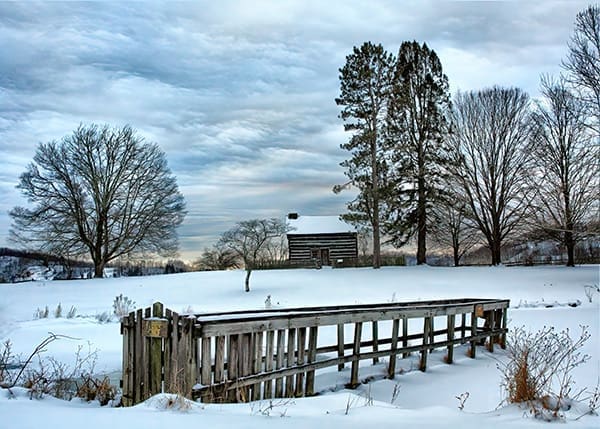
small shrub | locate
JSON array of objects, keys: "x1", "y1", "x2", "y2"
[
  {"x1": 113, "y1": 294, "x2": 135, "y2": 318},
  {"x1": 455, "y1": 392, "x2": 470, "y2": 410},
  {"x1": 22, "y1": 342, "x2": 98, "y2": 401},
  {"x1": 584, "y1": 284, "x2": 599, "y2": 303},
  {"x1": 66, "y1": 306, "x2": 77, "y2": 319},
  {"x1": 76, "y1": 374, "x2": 117, "y2": 406},
  {"x1": 95, "y1": 311, "x2": 112, "y2": 324},
  {"x1": 498, "y1": 325, "x2": 590, "y2": 421},
  {"x1": 0, "y1": 340, "x2": 14, "y2": 386},
  {"x1": 54, "y1": 303, "x2": 62, "y2": 318},
  {"x1": 34, "y1": 306, "x2": 49, "y2": 319}
]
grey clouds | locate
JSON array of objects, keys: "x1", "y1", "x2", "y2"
[{"x1": 0, "y1": 1, "x2": 588, "y2": 260}]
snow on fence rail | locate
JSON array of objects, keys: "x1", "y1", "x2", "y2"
[{"x1": 120, "y1": 298, "x2": 509, "y2": 406}]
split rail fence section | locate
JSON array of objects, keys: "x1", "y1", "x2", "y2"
[{"x1": 121, "y1": 298, "x2": 509, "y2": 406}]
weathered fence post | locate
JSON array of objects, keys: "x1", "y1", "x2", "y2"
[
  {"x1": 350, "y1": 322, "x2": 362, "y2": 387},
  {"x1": 470, "y1": 309, "x2": 478, "y2": 359},
  {"x1": 486, "y1": 310, "x2": 495, "y2": 353},
  {"x1": 500, "y1": 308, "x2": 508, "y2": 349},
  {"x1": 402, "y1": 316, "x2": 409, "y2": 358},
  {"x1": 420, "y1": 316, "x2": 431, "y2": 371},
  {"x1": 372, "y1": 321, "x2": 379, "y2": 364},
  {"x1": 446, "y1": 314, "x2": 455, "y2": 364},
  {"x1": 337, "y1": 323, "x2": 345, "y2": 371},
  {"x1": 388, "y1": 318, "x2": 400, "y2": 378},
  {"x1": 120, "y1": 312, "x2": 134, "y2": 406}
]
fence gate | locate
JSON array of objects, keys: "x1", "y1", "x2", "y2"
[{"x1": 120, "y1": 302, "x2": 196, "y2": 406}]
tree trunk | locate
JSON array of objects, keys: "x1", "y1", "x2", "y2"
[
  {"x1": 245, "y1": 269, "x2": 252, "y2": 292},
  {"x1": 371, "y1": 128, "x2": 381, "y2": 270},
  {"x1": 372, "y1": 222, "x2": 381, "y2": 269},
  {"x1": 416, "y1": 148, "x2": 426, "y2": 265},
  {"x1": 416, "y1": 204, "x2": 427, "y2": 265},
  {"x1": 94, "y1": 261, "x2": 105, "y2": 278},
  {"x1": 565, "y1": 230, "x2": 575, "y2": 267},
  {"x1": 490, "y1": 242, "x2": 502, "y2": 266},
  {"x1": 453, "y1": 246, "x2": 460, "y2": 267}
]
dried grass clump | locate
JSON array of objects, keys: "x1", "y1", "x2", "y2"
[
  {"x1": 76, "y1": 375, "x2": 117, "y2": 406},
  {"x1": 498, "y1": 325, "x2": 590, "y2": 420}
]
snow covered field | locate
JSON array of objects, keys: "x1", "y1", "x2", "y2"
[{"x1": 1, "y1": 265, "x2": 599, "y2": 428}]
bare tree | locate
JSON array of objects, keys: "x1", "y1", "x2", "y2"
[
  {"x1": 10, "y1": 124, "x2": 186, "y2": 277},
  {"x1": 430, "y1": 187, "x2": 481, "y2": 267},
  {"x1": 527, "y1": 76, "x2": 599, "y2": 266},
  {"x1": 218, "y1": 218, "x2": 289, "y2": 292},
  {"x1": 194, "y1": 245, "x2": 239, "y2": 271},
  {"x1": 449, "y1": 87, "x2": 532, "y2": 265},
  {"x1": 562, "y1": 4, "x2": 600, "y2": 134}
]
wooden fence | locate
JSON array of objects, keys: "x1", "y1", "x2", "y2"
[{"x1": 120, "y1": 298, "x2": 509, "y2": 406}]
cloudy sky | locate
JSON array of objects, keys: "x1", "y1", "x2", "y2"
[{"x1": 0, "y1": 1, "x2": 590, "y2": 261}]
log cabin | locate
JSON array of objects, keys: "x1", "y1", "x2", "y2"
[{"x1": 286, "y1": 213, "x2": 358, "y2": 267}]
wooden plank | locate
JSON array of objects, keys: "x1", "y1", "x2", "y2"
[
  {"x1": 197, "y1": 305, "x2": 505, "y2": 337},
  {"x1": 264, "y1": 331, "x2": 275, "y2": 399},
  {"x1": 388, "y1": 318, "x2": 399, "y2": 379},
  {"x1": 305, "y1": 326, "x2": 318, "y2": 396},
  {"x1": 252, "y1": 331, "x2": 263, "y2": 401},
  {"x1": 214, "y1": 336, "x2": 226, "y2": 383},
  {"x1": 134, "y1": 308, "x2": 144, "y2": 403},
  {"x1": 149, "y1": 303, "x2": 164, "y2": 396},
  {"x1": 121, "y1": 313, "x2": 132, "y2": 406},
  {"x1": 227, "y1": 334, "x2": 239, "y2": 402},
  {"x1": 295, "y1": 327, "x2": 306, "y2": 397},
  {"x1": 372, "y1": 321, "x2": 379, "y2": 364},
  {"x1": 275, "y1": 329, "x2": 285, "y2": 397},
  {"x1": 461, "y1": 313, "x2": 467, "y2": 338},
  {"x1": 350, "y1": 322, "x2": 362, "y2": 388},
  {"x1": 189, "y1": 299, "x2": 508, "y2": 322},
  {"x1": 182, "y1": 317, "x2": 196, "y2": 398},
  {"x1": 420, "y1": 316, "x2": 430, "y2": 372},
  {"x1": 163, "y1": 309, "x2": 172, "y2": 396},
  {"x1": 470, "y1": 311, "x2": 477, "y2": 359},
  {"x1": 285, "y1": 328, "x2": 296, "y2": 397},
  {"x1": 337, "y1": 323, "x2": 345, "y2": 371},
  {"x1": 201, "y1": 337, "x2": 212, "y2": 387},
  {"x1": 446, "y1": 314, "x2": 455, "y2": 364},
  {"x1": 239, "y1": 333, "x2": 252, "y2": 401},
  {"x1": 167, "y1": 311, "x2": 179, "y2": 394}
]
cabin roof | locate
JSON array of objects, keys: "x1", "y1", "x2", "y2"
[{"x1": 287, "y1": 215, "x2": 356, "y2": 235}]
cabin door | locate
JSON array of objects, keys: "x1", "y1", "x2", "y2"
[{"x1": 320, "y1": 248, "x2": 330, "y2": 266}]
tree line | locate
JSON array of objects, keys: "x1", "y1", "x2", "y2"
[{"x1": 334, "y1": 5, "x2": 599, "y2": 268}]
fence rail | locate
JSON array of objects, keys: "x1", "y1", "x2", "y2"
[{"x1": 120, "y1": 298, "x2": 509, "y2": 406}]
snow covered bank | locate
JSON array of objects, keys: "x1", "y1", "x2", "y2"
[{"x1": 1, "y1": 265, "x2": 598, "y2": 427}]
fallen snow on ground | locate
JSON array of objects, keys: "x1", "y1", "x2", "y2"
[{"x1": 1, "y1": 265, "x2": 599, "y2": 428}]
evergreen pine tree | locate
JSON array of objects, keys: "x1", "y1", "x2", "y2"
[
  {"x1": 334, "y1": 42, "x2": 395, "y2": 269},
  {"x1": 384, "y1": 41, "x2": 452, "y2": 265}
]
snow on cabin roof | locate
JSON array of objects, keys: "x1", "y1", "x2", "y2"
[{"x1": 287, "y1": 215, "x2": 356, "y2": 235}]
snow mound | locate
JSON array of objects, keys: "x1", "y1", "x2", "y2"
[{"x1": 143, "y1": 393, "x2": 200, "y2": 412}]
